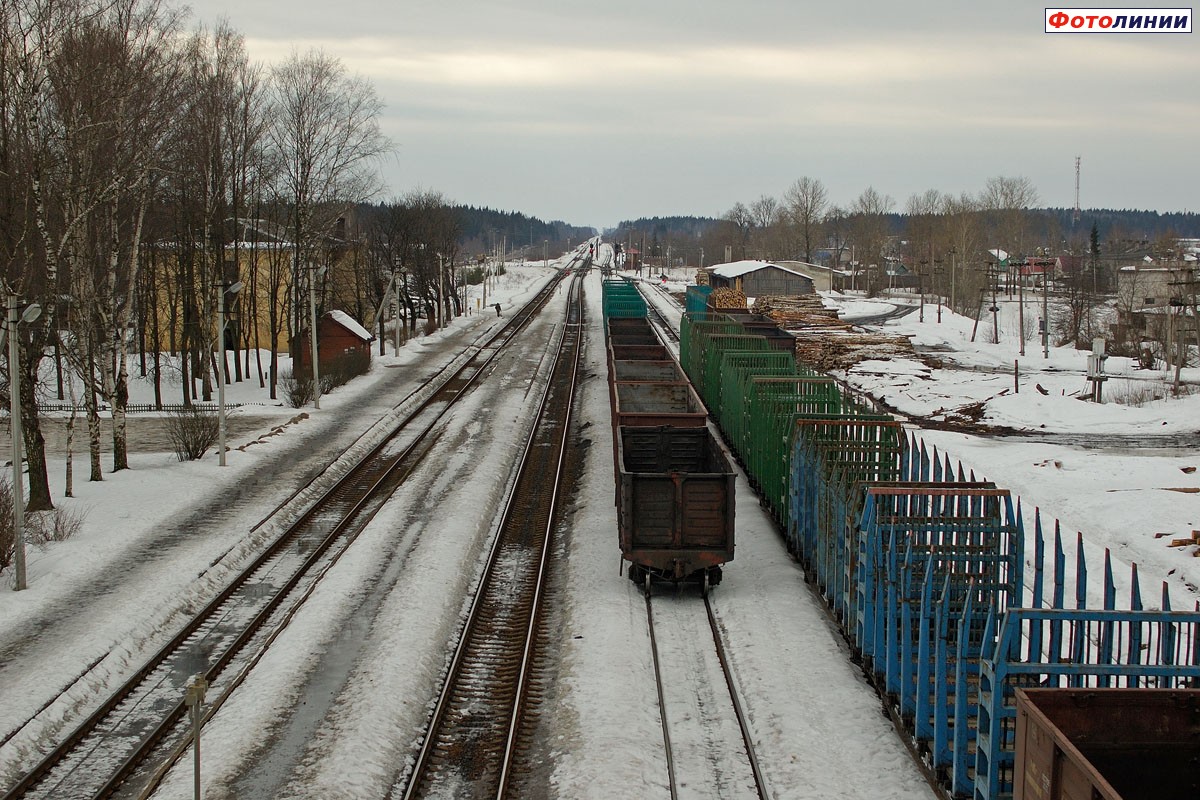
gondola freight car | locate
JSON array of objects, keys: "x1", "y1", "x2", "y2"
[
  {"x1": 1014, "y1": 688, "x2": 1200, "y2": 800},
  {"x1": 616, "y1": 425, "x2": 735, "y2": 592},
  {"x1": 602, "y1": 279, "x2": 736, "y2": 592}
]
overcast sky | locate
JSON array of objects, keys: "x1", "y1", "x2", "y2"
[{"x1": 187, "y1": 1, "x2": 1198, "y2": 230}]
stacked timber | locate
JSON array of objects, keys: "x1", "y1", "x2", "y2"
[
  {"x1": 752, "y1": 294, "x2": 916, "y2": 371},
  {"x1": 791, "y1": 330, "x2": 916, "y2": 371},
  {"x1": 752, "y1": 295, "x2": 842, "y2": 327},
  {"x1": 709, "y1": 287, "x2": 747, "y2": 310}
]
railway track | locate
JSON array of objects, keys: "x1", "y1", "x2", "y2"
[
  {"x1": 400, "y1": 270, "x2": 585, "y2": 799},
  {"x1": 0, "y1": 262, "x2": 579, "y2": 800},
  {"x1": 639, "y1": 280, "x2": 683, "y2": 343},
  {"x1": 646, "y1": 591, "x2": 771, "y2": 800}
]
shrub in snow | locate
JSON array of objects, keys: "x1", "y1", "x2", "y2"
[
  {"x1": 280, "y1": 370, "x2": 314, "y2": 408},
  {"x1": 319, "y1": 350, "x2": 370, "y2": 393},
  {"x1": 1106, "y1": 378, "x2": 1197, "y2": 407},
  {"x1": 165, "y1": 405, "x2": 220, "y2": 461},
  {"x1": 25, "y1": 505, "x2": 85, "y2": 545},
  {"x1": 284, "y1": 351, "x2": 370, "y2": 405},
  {"x1": 0, "y1": 478, "x2": 84, "y2": 575}
]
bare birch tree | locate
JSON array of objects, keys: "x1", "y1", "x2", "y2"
[
  {"x1": 268, "y1": 49, "x2": 389, "y2": 356},
  {"x1": 850, "y1": 187, "x2": 894, "y2": 296},
  {"x1": 783, "y1": 176, "x2": 828, "y2": 264},
  {"x1": 940, "y1": 192, "x2": 984, "y2": 315}
]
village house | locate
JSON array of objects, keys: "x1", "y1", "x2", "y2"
[{"x1": 1112, "y1": 261, "x2": 1198, "y2": 356}]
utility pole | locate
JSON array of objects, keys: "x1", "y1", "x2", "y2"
[
  {"x1": 949, "y1": 248, "x2": 957, "y2": 312},
  {"x1": 992, "y1": 272, "x2": 1000, "y2": 344},
  {"x1": 1072, "y1": 155, "x2": 1082, "y2": 226},
  {"x1": 1018, "y1": 266, "x2": 1026, "y2": 357},
  {"x1": 438, "y1": 254, "x2": 445, "y2": 327},
  {"x1": 1042, "y1": 259, "x2": 1050, "y2": 358},
  {"x1": 308, "y1": 265, "x2": 322, "y2": 409},
  {"x1": 7, "y1": 296, "x2": 26, "y2": 590},
  {"x1": 918, "y1": 260, "x2": 926, "y2": 323},
  {"x1": 6, "y1": 294, "x2": 39, "y2": 591}
]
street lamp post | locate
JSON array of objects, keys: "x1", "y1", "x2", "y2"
[
  {"x1": 5, "y1": 294, "x2": 41, "y2": 591},
  {"x1": 217, "y1": 282, "x2": 243, "y2": 466}
]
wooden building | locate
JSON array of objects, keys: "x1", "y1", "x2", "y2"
[
  {"x1": 706, "y1": 261, "x2": 815, "y2": 297},
  {"x1": 297, "y1": 309, "x2": 374, "y2": 372}
]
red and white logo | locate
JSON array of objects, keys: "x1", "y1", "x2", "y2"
[{"x1": 1045, "y1": 8, "x2": 1193, "y2": 32}]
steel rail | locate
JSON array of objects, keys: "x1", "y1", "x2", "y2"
[
  {"x1": 2, "y1": 263, "x2": 576, "y2": 800},
  {"x1": 635, "y1": 274, "x2": 770, "y2": 796},
  {"x1": 705, "y1": 594, "x2": 772, "y2": 800},
  {"x1": 644, "y1": 593, "x2": 680, "y2": 800},
  {"x1": 496, "y1": 273, "x2": 584, "y2": 798},
  {"x1": 645, "y1": 592, "x2": 771, "y2": 800},
  {"x1": 401, "y1": 269, "x2": 584, "y2": 800},
  {"x1": 638, "y1": 279, "x2": 683, "y2": 343}
]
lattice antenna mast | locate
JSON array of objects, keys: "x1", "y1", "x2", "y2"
[{"x1": 1072, "y1": 155, "x2": 1081, "y2": 225}]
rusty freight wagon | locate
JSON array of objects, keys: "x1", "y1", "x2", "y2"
[
  {"x1": 602, "y1": 277, "x2": 736, "y2": 593},
  {"x1": 615, "y1": 425, "x2": 735, "y2": 593},
  {"x1": 1013, "y1": 688, "x2": 1200, "y2": 800},
  {"x1": 611, "y1": 381, "x2": 707, "y2": 428}
]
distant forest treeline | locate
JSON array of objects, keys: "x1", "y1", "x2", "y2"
[
  {"x1": 611, "y1": 209, "x2": 1200, "y2": 246},
  {"x1": 453, "y1": 206, "x2": 596, "y2": 258}
]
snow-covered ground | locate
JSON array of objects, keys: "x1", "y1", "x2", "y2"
[
  {"x1": 641, "y1": 266, "x2": 1200, "y2": 610},
  {"x1": 836, "y1": 289, "x2": 1200, "y2": 609},
  {"x1": 1, "y1": 254, "x2": 1197, "y2": 798}
]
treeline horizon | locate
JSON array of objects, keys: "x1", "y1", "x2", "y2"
[{"x1": 610, "y1": 208, "x2": 1200, "y2": 248}]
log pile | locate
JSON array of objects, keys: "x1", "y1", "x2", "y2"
[
  {"x1": 752, "y1": 295, "x2": 843, "y2": 327},
  {"x1": 752, "y1": 295, "x2": 917, "y2": 370},
  {"x1": 791, "y1": 331, "x2": 916, "y2": 371},
  {"x1": 709, "y1": 287, "x2": 747, "y2": 310}
]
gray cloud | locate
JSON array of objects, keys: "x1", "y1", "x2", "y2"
[{"x1": 190, "y1": 0, "x2": 1199, "y2": 227}]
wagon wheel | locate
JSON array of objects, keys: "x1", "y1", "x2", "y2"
[
  {"x1": 644, "y1": 571, "x2": 652, "y2": 596},
  {"x1": 702, "y1": 569, "x2": 711, "y2": 597}
]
